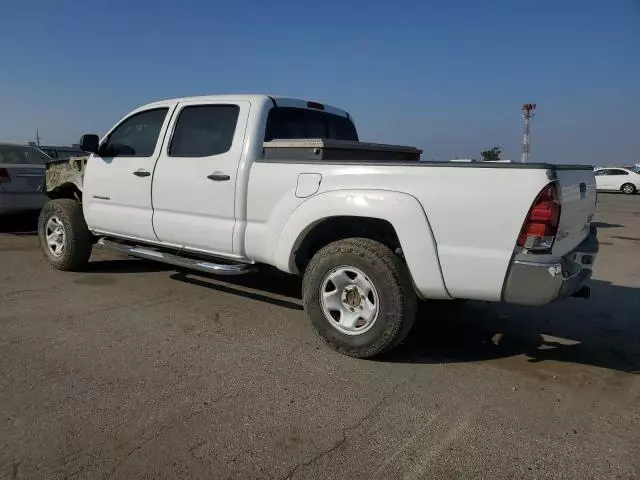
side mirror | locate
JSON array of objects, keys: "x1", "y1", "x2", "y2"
[{"x1": 79, "y1": 134, "x2": 100, "y2": 154}]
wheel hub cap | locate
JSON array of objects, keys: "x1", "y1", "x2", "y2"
[
  {"x1": 45, "y1": 216, "x2": 66, "y2": 257},
  {"x1": 320, "y1": 266, "x2": 379, "y2": 336},
  {"x1": 344, "y1": 287, "x2": 362, "y2": 308}
]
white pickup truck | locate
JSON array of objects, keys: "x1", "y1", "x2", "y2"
[{"x1": 39, "y1": 94, "x2": 598, "y2": 358}]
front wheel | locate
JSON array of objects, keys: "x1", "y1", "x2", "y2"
[
  {"x1": 38, "y1": 199, "x2": 93, "y2": 271},
  {"x1": 621, "y1": 183, "x2": 637, "y2": 195},
  {"x1": 302, "y1": 238, "x2": 417, "y2": 358}
]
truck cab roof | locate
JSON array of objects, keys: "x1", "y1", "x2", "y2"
[{"x1": 139, "y1": 94, "x2": 351, "y2": 119}]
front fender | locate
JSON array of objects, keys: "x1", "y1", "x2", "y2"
[
  {"x1": 45, "y1": 157, "x2": 87, "y2": 197},
  {"x1": 274, "y1": 189, "x2": 451, "y2": 300}
]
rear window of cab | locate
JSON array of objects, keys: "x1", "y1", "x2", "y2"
[{"x1": 264, "y1": 107, "x2": 358, "y2": 142}]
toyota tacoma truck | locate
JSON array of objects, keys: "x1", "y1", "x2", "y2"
[{"x1": 39, "y1": 94, "x2": 599, "y2": 358}]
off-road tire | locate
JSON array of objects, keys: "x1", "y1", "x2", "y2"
[
  {"x1": 302, "y1": 238, "x2": 417, "y2": 358},
  {"x1": 621, "y1": 183, "x2": 637, "y2": 195},
  {"x1": 38, "y1": 199, "x2": 93, "y2": 271}
]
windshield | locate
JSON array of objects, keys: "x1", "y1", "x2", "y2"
[
  {"x1": 631, "y1": 165, "x2": 640, "y2": 174},
  {"x1": 0, "y1": 145, "x2": 51, "y2": 165},
  {"x1": 264, "y1": 107, "x2": 358, "y2": 142}
]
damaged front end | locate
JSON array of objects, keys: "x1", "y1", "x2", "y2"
[{"x1": 45, "y1": 156, "x2": 89, "y2": 200}]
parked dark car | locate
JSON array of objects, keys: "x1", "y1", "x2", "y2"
[
  {"x1": 0, "y1": 143, "x2": 50, "y2": 214},
  {"x1": 38, "y1": 145, "x2": 86, "y2": 160}
]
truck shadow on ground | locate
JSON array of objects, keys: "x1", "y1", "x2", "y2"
[
  {"x1": 386, "y1": 279, "x2": 640, "y2": 375},
  {"x1": 0, "y1": 211, "x2": 39, "y2": 235},
  {"x1": 591, "y1": 221, "x2": 624, "y2": 229},
  {"x1": 169, "y1": 269, "x2": 304, "y2": 311},
  {"x1": 173, "y1": 268, "x2": 639, "y2": 375},
  {"x1": 74, "y1": 257, "x2": 640, "y2": 375},
  {"x1": 84, "y1": 258, "x2": 173, "y2": 274}
]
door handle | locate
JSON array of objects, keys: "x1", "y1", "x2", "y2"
[
  {"x1": 207, "y1": 173, "x2": 230, "y2": 181},
  {"x1": 133, "y1": 169, "x2": 151, "y2": 177}
]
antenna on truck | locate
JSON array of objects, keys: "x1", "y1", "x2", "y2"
[{"x1": 521, "y1": 103, "x2": 536, "y2": 163}]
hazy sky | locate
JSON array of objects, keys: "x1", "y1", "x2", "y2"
[{"x1": 1, "y1": 0, "x2": 638, "y2": 164}]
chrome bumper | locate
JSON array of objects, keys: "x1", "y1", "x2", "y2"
[{"x1": 502, "y1": 226, "x2": 599, "y2": 305}]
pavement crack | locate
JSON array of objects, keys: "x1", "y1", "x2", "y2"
[
  {"x1": 105, "y1": 426, "x2": 170, "y2": 479},
  {"x1": 105, "y1": 394, "x2": 226, "y2": 479},
  {"x1": 188, "y1": 440, "x2": 207, "y2": 453},
  {"x1": 54, "y1": 294, "x2": 176, "y2": 323},
  {"x1": 281, "y1": 375, "x2": 417, "y2": 480},
  {"x1": 2, "y1": 286, "x2": 57, "y2": 301}
]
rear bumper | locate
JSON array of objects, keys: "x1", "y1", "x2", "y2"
[{"x1": 502, "y1": 226, "x2": 599, "y2": 305}]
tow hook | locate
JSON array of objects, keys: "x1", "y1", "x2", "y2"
[{"x1": 571, "y1": 286, "x2": 590, "y2": 300}]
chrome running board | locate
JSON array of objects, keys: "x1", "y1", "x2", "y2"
[{"x1": 97, "y1": 238, "x2": 256, "y2": 276}]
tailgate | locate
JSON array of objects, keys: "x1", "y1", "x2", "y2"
[
  {"x1": 553, "y1": 167, "x2": 597, "y2": 256},
  {"x1": 0, "y1": 163, "x2": 46, "y2": 193}
]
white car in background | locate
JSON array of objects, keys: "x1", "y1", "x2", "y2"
[
  {"x1": 594, "y1": 167, "x2": 640, "y2": 195},
  {"x1": 0, "y1": 143, "x2": 50, "y2": 214}
]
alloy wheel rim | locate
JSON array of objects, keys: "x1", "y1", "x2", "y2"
[{"x1": 45, "y1": 216, "x2": 66, "y2": 257}]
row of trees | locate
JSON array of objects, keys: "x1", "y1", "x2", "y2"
[
  {"x1": 480, "y1": 146, "x2": 502, "y2": 162},
  {"x1": 429, "y1": 147, "x2": 504, "y2": 162}
]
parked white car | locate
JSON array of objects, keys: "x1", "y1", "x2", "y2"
[
  {"x1": 594, "y1": 167, "x2": 640, "y2": 194},
  {"x1": 37, "y1": 94, "x2": 599, "y2": 358}
]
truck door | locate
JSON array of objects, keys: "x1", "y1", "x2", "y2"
[
  {"x1": 151, "y1": 100, "x2": 250, "y2": 256},
  {"x1": 83, "y1": 104, "x2": 175, "y2": 241}
]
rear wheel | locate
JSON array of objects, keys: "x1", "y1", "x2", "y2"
[
  {"x1": 302, "y1": 238, "x2": 417, "y2": 358},
  {"x1": 621, "y1": 183, "x2": 637, "y2": 195},
  {"x1": 38, "y1": 199, "x2": 93, "y2": 271}
]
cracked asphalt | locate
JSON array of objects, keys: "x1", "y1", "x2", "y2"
[{"x1": 1, "y1": 194, "x2": 639, "y2": 479}]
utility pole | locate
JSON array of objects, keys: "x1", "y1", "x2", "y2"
[{"x1": 521, "y1": 104, "x2": 536, "y2": 163}]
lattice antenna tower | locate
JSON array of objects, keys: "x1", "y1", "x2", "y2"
[{"x1": 521, "y1": 103, "x2": 536, "y2": 163}]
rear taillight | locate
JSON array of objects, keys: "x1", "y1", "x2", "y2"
[
  {"x1": 0, "y1": 168, "x2": 10, "y2": 183},
  {"x1": 517, "y1": 183, "x2": 561, "y2": 251}
]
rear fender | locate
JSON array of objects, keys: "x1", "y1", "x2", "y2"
[{"x1": 274, "y1": 189, "x2": 451, "y2": 300}]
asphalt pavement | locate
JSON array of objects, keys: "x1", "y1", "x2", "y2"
[{"x1": 1, "y1": 194, "x2": 639, "y2": 479}]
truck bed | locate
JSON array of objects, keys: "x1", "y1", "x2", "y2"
[{"x1": 246, "y1": 159, "x2": 596, "y2": 302}]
